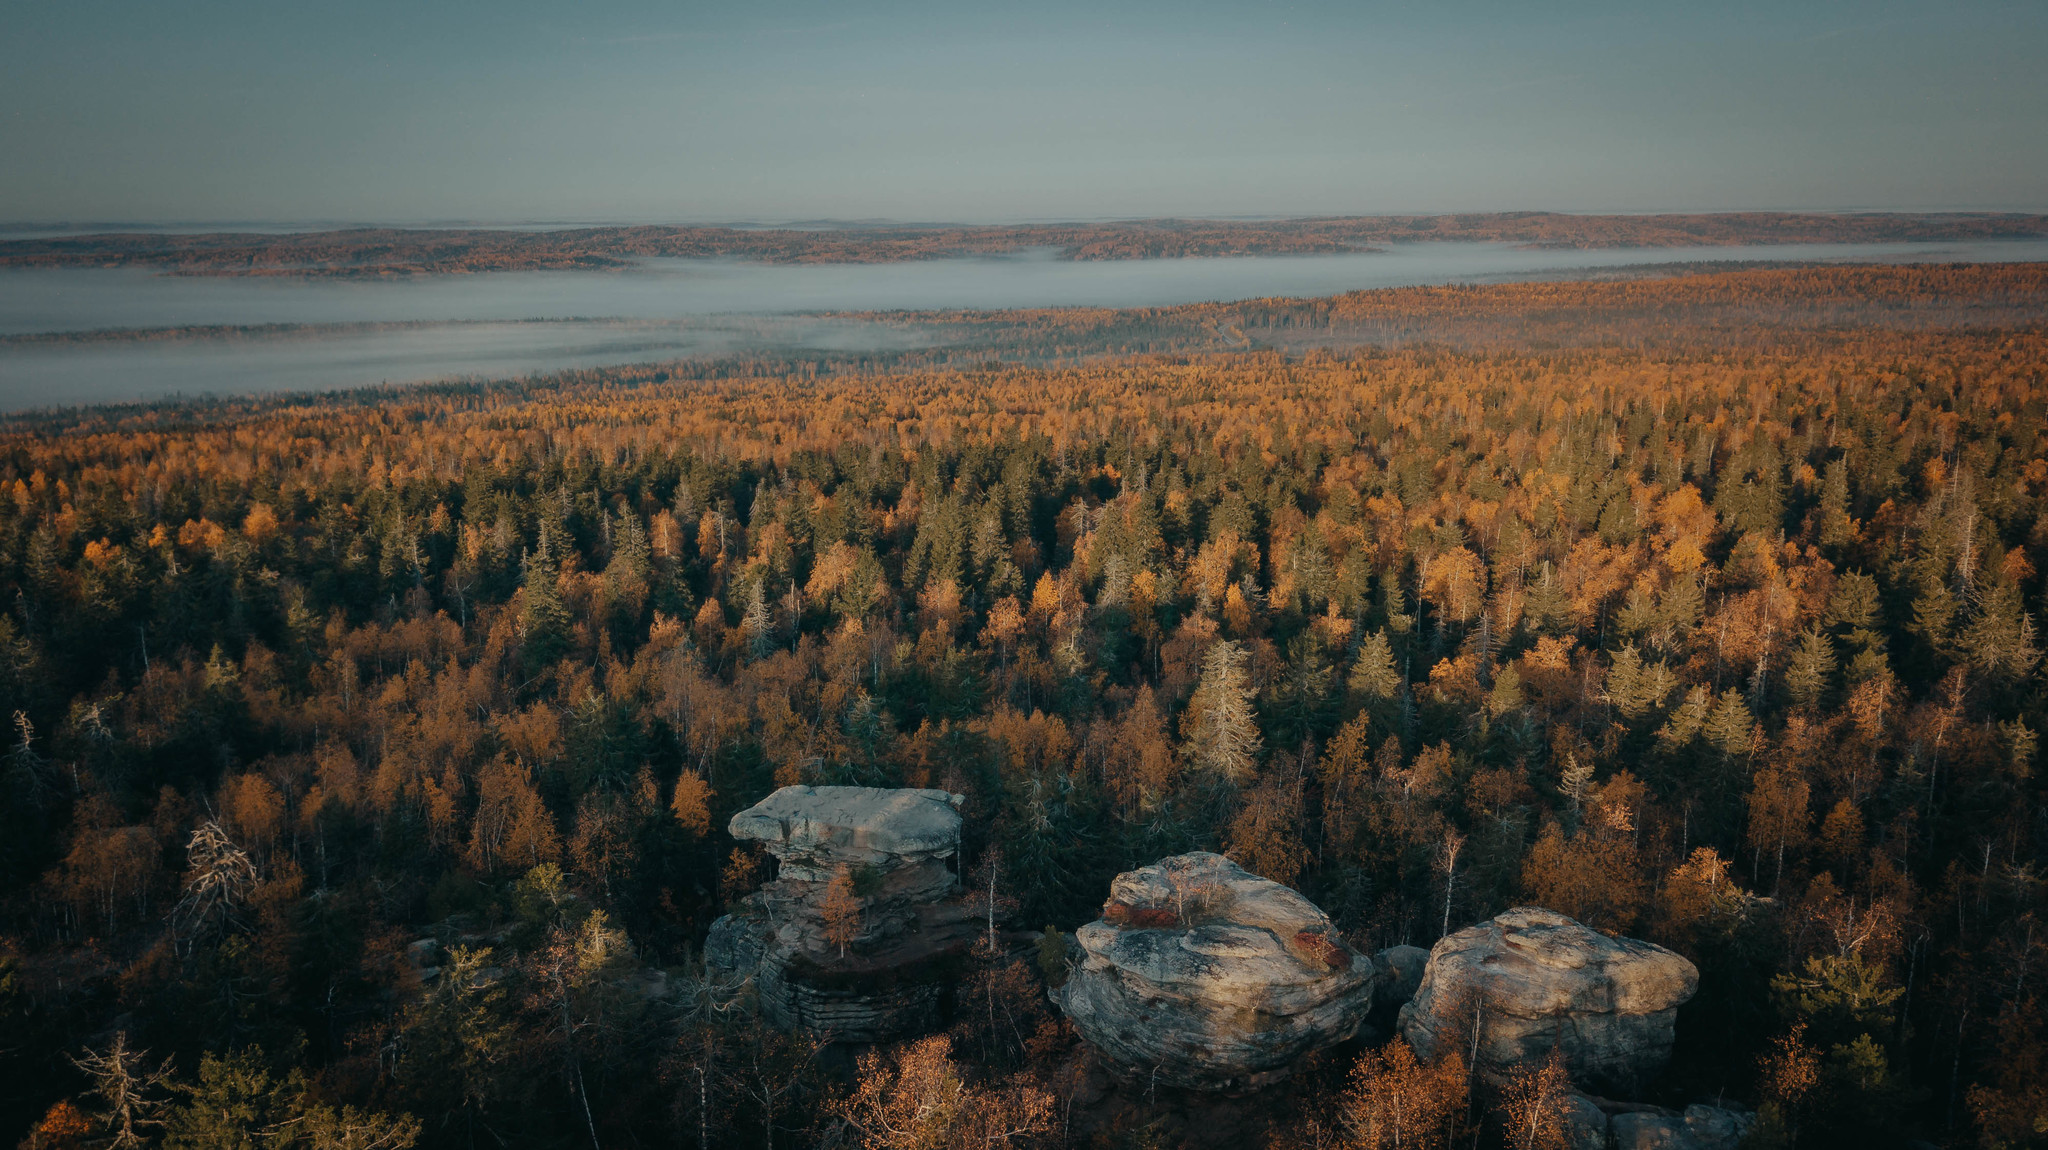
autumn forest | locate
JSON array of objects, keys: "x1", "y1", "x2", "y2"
[{"x1": 3, "y1": 263, "x2": 2046, "y2": 1150}]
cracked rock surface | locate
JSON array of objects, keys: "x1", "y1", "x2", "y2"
[
  {"x1": 707, "y1": 785, "x2": 975, "y2": 1043},
  {"x1": 1398, "y1": 907, "x2": 1698, "y2": 1093},
  {"x1": 1054, "y1": 852, "x2": 1376, "y2": 1091}
]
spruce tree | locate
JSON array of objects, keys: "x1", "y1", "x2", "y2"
[
  {"x1": 1349, "y1": 629, "x2": 1402, "y2": 702},
  {"x1": 1657, "y1": 686, "x2": 1713, "y2": 751},
  {"x1": 1704, "y1": 688, "x2": 1755, "y2": 759},
  {"x1": 520, "y1": 526, "x2": 572, "y2": 668},
  {"x1": 1784, "y1": 629, "x2": 1837, "y2": 711},
  {"x1": 1818, "y1": 458, "x2": 1853, "y2": 548},
  {"x1": 1607, "y1": 643, "x2": 1671, "y2": 721},
  {"x1": 1658, "y1": 575, "x2": 1704, "y2": 637},
  {"x1": 1963, "y1": 580, "x2": 2043, "y2": 681},
  {"x1": 1185, "y1": 640, "x2": 1263, "y2": 785},
  {"x1": 1826, "y1": 572, "x2": 1885, "y2": 654}
]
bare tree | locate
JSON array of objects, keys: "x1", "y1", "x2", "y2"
[
  {"x1": 71, "y1": 1032, "x2": 173, "y2": 1149},
  {"x1": 173, "y1": 820, "x2": 258, "y2": 950},
  {"x1": 1440, "y1": 830, "x2": 1466, "y2": 939}
]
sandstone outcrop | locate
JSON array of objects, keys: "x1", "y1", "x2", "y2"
[
  {"x1": 1369, "y1": 943, "x2": 1430, "y2": 1030},
  {"x1": 1559, "y1": 1093, "x2": 1613, "y2": 1150},
  {"x1": 1398, "y1": 907, "x2": 1697, "y2": 1093},
  {"x1": 705, "y1": 785, "x2": 978, "y2": 1043},
  {"x1": 1053, "y1": 852, "x2": 1376, "y2": 1090},
  {"x1": 1608, "y1": 1104, "x2": 1755, "y2": 1150}
]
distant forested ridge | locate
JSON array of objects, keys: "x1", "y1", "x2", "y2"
[
  {"x1": 2, "y1": 264, "x2": 2047, "y2": 1149},
  {"x1": 5, "y1": 211, "x2": 2048, "y2": 277}
]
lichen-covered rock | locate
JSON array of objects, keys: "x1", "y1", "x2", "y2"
[
  {"x1": 1610, "y1": 1105, "x2": 1754, "y2": 1150},
  {"x1": 1053, "y1": 852, "x2": 1376, "y2": 1091},
  {"x1": 707, "y1": 785, "x2": 976, "y2": 1044},
  {"x1": 1398, "y1": 907, "x2": 1698, "y2": 1093}
]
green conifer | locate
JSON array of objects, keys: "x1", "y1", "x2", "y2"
[
  {"x1": 1785, "y1": 629, "x2": 1837, "y2": 711},
  {"x1": 1705, "y1": 688, "x2": 1755, "y2": 758},
  {"x1": 1349, "y1": 629, "x2": 1402, "y2": 702}
]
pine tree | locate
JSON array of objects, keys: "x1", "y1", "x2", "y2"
[
  {"x1": 1380, "y1": 569, "x2": 1415, "y2": 635},
  {"x1": 1657, "y1": 575, "x2": 1705, "y2": 637},
  {"x1": 1962, "y1": 580, "x2": 2043, "y2": 681},
  {"x1": 1486, "y1": 662, "x2": 1524, "y2": 718},
  {"x1": 520, "y1": 526, "x2": 572, "y2": 668},
  {"x1": 1909, "y1": 576, "x2": 1957, "y2": 656},
  {"x1": 1526, "y1": 562, "x2": 1570, "y2": 634},
  {"x1": 1224, "y1": 777, "x2": 1307, "y2": 886},
  {"x1": 1826, "y1": 572, "x2": 1885, "y2": 654},
  {"x1": 1606, "y1": 643, "x2": 1671, "y2": 721},
  {"x1": 1784, "y1": 629, "x2": 1837, "y2": 711},
  {"x1": 1818, "y1": 457, "x2": 1854, "y2": 548},
  {"x1": 1349, "y1": 629, "x2": 1402, "y2": 702},
  {"x1": 602, "y1": 508, "x2": 652, "y2": 627},
  {"x1": 1656, "y1": 686, "x2": 1713, "y2": 751},
  {"x1": 1184, "y1": 640, "x2": 1263, "y2": 785},
  {"x1": 1704, "y1": 689, "x2": 1755, "y2": 759}
]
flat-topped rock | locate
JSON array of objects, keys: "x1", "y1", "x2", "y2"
[
  {"x1": 728, "y1": 785, "x2": 963, "y2": 882},
  {"x1": 1399, "y1": 907, "x2": 1697, "y2": 1093},
  {"x1": 709, "y1": 785, "x2": 975, "y2": 1044},
  {"x1": 1054, "y1": 852, "x2": 1376, "y2": 1091}
]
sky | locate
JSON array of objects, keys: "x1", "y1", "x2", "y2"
[{"x1": 3, "y1": 0, "x2": 2045, "y2": 226}]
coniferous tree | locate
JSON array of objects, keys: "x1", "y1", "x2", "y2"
[
  {"x1": 1184, "y1": 640, "x2": 1263, "y2": 785},
  {"x1": 1784, "y1": 629, "x2": 1837, "y2": 712},
  {"x1": 1349, "y1": 629, "x2": 1402, "y2": 703},
  {"x1": 521, "y1": 526, "x2": 573, "y2": 668},
  {"x1": 1817, "y1": 458, "x2": 1854, "y2": 548}
]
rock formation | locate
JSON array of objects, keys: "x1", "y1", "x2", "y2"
[
  {"x1": 1398, "y1": 907, "x2": 1698, "y2": 1093},
  {"x1": 1558, "y1": 1093, "x2": 1614, "y2": 1150},
  {"x1": 705, "y1": 785, "x2": 979, "y2": 1043},
  {"x1": 1053, "y1": 852, "x2": 1376, "y2": 1091},
  {"x1": 1368, "y1": 943, "x2": 1430, "y2": 1032},
  {"x1": 1608, "y1": 1104, "x2": 1756, "y2": 1150}
]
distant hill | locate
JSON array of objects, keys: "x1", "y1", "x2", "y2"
[{"x1": 4, "y1": 211, "x2": 2047, "y2": 276}]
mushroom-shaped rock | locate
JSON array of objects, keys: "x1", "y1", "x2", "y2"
[
  {"x1": 729, "y1": 784, "x2": 963, "y2": 877},
  {"x1": 1398, "y1": 907, "x2": 1698, "y2": 1093},
  {"x1": 1053, "y1": 852, "x2": 1376, "y2": 1091},
  {"x1": 707, "y1": 785, "x2": 976, "y2": 1044}
]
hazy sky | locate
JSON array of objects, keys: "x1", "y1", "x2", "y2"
[{"x1": 4, "y1": 0, "x2": 2044, "y2": 225}]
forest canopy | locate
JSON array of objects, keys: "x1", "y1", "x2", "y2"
[{"x1": 2, "y1": 263, "x2": 2046, "y2": 1150}]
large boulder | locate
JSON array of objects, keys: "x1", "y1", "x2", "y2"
[
  {"x1": 1053, "y1": 852, "x2": 1376, "y2": 1091},
  {"x1": 706, "y1": 785, "x2": 978, "y2": 1043},
  {"x1": 1398, "y1": 907, "x2": 1697, "y2": 1093},
  {"x1": 1610, "y1": 1105, "x2": 1755, "y2": 1150}
]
